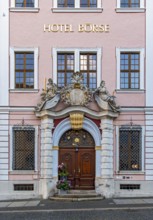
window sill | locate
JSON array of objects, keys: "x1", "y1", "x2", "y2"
[
  {"x1": 9, "y1": 89, "x2": 39, "y2": 93},
  {"x1": 52, "y1": 8, "x2": 103, "y2": 13},
  {"x1": 115, "y1": 8, "x2": 145, "y2": 13},
  {"x1": 117, "y1": 171, "x2": 145, "y2": 175},
  {"x1": 115, "y1": 89, "x2": 145, "y2": 94},
  {"x1": 10, "y1": 7, "x2": 40, "y2": 12},
  {"x1": 9, "y1": 171, "x2": 38, "y2": 175}
]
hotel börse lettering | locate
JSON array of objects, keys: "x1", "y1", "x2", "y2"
[{"x1": 44, "y1": 23, "x2": 109, "y2": 33}]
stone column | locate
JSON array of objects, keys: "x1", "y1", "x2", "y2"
[
  {"x1": 40, "y1": 117, "x2": 54, "y2": 199},
  {"x1": 99, "y1": 117, "x2": 115, "y2": 198}
]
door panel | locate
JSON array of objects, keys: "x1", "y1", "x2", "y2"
[
  {"x1": 59, "y1": 148, "x2": 95, "y2": 189},
  {"x1": 78, "y1": 149, "x2": 95, "y2": 189},
  {"x1": 59, "y1": 149, "x2": 76, "y2": 188}
]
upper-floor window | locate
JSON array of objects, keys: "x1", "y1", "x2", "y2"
[
  {"x1": 58, "y1": 0, "x2": 74, "y2": 7},
  {"x1": 80, "y1": 53, "x2": 97, "y2": 89},
  {"x1": 53, "y1": 48, "x2": 101, "y2": 89},
  {"x1": 121, "y1": 0, "x2": 140, "y2": 8},
  {"x1": 80, "y1": 0, "x2": 97, "y2": 7},
  {"x1": 15, "y1": 0, "x2": 34, "y2": 7},
  {"x1": 10, "y1": 0, "x2": 39, "y2": 11},
  {"x1": 53, "y1": 0, "x2": 102, "y2": 12},
  {"x1": 10, "y1": 47, "x2": 39, "y2": 91},
  {"x1": 120, "y1": 52, "x2": 140, "y2": 89},
  {"x1": 119, "y1": 127, "x2": 142, "y2": 171},
  {"x1": 15, "y1": 52, "x2": 34, "y2": 89},
  {"x1": 116, "y1": 48, "x2": 144, "y2": 91},
  {"x1": 57, "y1": 53, "x2": 74, "y2": 87}
]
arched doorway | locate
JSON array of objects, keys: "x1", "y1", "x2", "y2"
[{"x1": 59, "y1": 129, "x2": 95, "y2": 189}]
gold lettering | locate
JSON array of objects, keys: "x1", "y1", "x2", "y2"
[
  {"x1": 105, "y1": 25, "x2": 110, "y2": 32},
  {"x1": 65, "y1": 24, "x2": 74, "y2": 32},
  {"x1": 44, "y1": 24, "x2": 51, "y2": 32},
  {"x1": 50, "y1": 24, "x2": 59, "y2": 32},
  {"x1": 84, "y1": 23, "x2": 92, "y2": 33},
  {"x1": 78, "y1": 24, "x2": 84, "y2": 32},
  {"x1": 92, "y1": 24, "x2": 99, "y2": 32}
]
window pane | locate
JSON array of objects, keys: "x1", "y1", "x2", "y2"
[
  {"x1": 15, "y1": 52, "x2": 34, "y2": 89},
  {"x1": 15, "y1": 0, "x2": 34, "y2": 7},
  {"x1": 57, "y1": 53, "x2": 74, "y2": 87},
  {"x1": 80, "y1": 0, "x2": 97, "y2": 7},
  {"x1": 121, "y1": 0, "x2": 140, "y2": 7},
  {"x1": 58, "y1": 0, "x2": 74, "y2": 7}
]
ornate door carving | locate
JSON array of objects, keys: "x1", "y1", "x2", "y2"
[{"x1": 59, "y1": 129, "x2": 95, "y2": 189}]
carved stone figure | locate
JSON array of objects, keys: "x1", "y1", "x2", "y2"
[
  {"x1": 95, "y1": 80, "x2": 120, "y2": 112},
  {"x1": 35, "y1": 78, "x2": 59, "y2": 111}
]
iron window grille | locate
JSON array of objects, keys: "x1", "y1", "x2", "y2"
[
  {"x1": 80, "y1": 0, "x2": 97, "y2": 7},
  {"x1": 119, "y1": 126, "x2": 142, "y2": 171},
  {"x1": 120, "y1": 52, "x2": 140, "y2": 89},
  {"x1": 15, "y1": 52, "x2": 34, "y2": 89},
  {"x1": 58, "y1": 0, "x2": 74, "y2": 7},
  {"x1": 80, "y1": 53, "x2": 97, "y2": 89},
  {"x1": 120, "y1": 184, "x2": 140, "y2": 190},
  {"x1": 121, "y1": 0, "x2": 140, "y2": 8},
  {"x1": 14, "y1": 184, "x2": 34, "y2": 191},
  {"x1": 13, "y1": 127, "x2": 35, "y2": 170},
  {"x1": 15, "y1": 0, "x2": 34, "y2": 7}
]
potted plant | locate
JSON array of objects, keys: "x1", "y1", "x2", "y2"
[{"x1": 56, "y1": 163, "x2": 71, "y2": 194}]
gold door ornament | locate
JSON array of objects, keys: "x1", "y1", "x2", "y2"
[{"x1": 70, "y1": 113, "x2": 84, "y2": 130}]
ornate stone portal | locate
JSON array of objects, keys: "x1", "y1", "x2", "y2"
[{"x1": 35, "y1": 72, "x2": 120, "y2": 199}]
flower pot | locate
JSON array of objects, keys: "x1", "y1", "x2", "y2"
[{"x1": 58, "y1": 189, "x2": 68, "y2": 195}]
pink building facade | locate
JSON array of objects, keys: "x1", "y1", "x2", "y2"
[{"x1": 0, "y1": 0, "x2": 153, "y2": 199}]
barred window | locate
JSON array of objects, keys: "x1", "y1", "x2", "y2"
[
  {"x1": 80, "y1": 53, "x2": 97, "y2": 89},
  {"x1": 119, "y1": 127, "x2": 142, "y2": 171},
  {"x1": 15, "y1": 0, "x2": 34, "y2": 7},
  {"x1": 58, "y1": 0, "x2": 74, "y2": 7},
  {"x1": 121, "y1": 0, "x2": 140, "y2": 8},
  {"x1": 15, "y1": 52, "x2": 34, "y2": 89},
  {"x1": 120, "y1": 52, "x2": 140, "y2": 89},
  {"x1": 57, "y1": 53, "x2": 74, "y2": 88},
  {"x1": 13, "y1": 127, "x2": 35, "y2": 170},
  {"x1": 80, "y1": 0, "x2": 97, "y2": 7}
]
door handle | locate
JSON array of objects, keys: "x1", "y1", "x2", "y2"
[
  {"x1": 74, "y1": 169, "x2": 75, "y2": 173},
  {"x1": 78, "y1": 168, "x2": 80, "y2": 173}
]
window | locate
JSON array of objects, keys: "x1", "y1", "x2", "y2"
[
  {"x1": 119, "y1": 127, "x2": 142, "y2": 171},
  {"x1": 15, "y1": 52, "x2": 34, "y2": 89},
  {"x1": 53, "y1": 48, "x2": 101, "y2": 89},
  {"x1": 12, "y1": 127, "x2": 35, "y2": 170},
  {"x1": 10, "y1": 0, "x2": 39, "y2": 11},
  {"x1": 116, "y1": 48, "x2": 144, "y2": 91},
  {"x1": 116, "y1": 0, "x2": 144, "y2": 12},
  {"x1": 80, "y1": 53, "x2": 97, "y2": 89},
  {"x1": 57, "y1": 53, "x2": 74, "y2": 88},
  {"x1": 53, "y1": 0, "x2": 102, "y2": 12},
  {"x1": 80, "y1": 0, "x2": 97, "y2": 7},
  {"x1": 15, "y1": 0, "x2": 34, "y2": 7},
  {"x1": 10, "y1": 47, "x2": 38, "y2": 91},
  {"x1": 120, "y1": 52, "x2": 140, "y2": 89},
  {"x1": 58, "y1": 0, "x2": 74, "y2": 7},
  {"x1": 121, "y1": 0, "x2": 140, "y2": 8}
]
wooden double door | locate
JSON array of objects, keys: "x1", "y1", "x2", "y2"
[{"x1": 59, "y1": 129, "x2": 95, "y2": 189}]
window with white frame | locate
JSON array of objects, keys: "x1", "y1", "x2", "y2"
[
  {"x1": 119, "y1": 126, "x2": 142, "y2": 171},
  {"x1": 10, "y1": 47, "x2": 38, "y2": 91},
  {"x1": 12, "y1": 127, "x2": 35, "y2": 170},
  {"x1": 53, "y1": 48, "x2": 101, "y2": 89},
  {"x1": 116, "y1": 0, "x2": 145, "y2": 12},
  {"x1": 116, "y1": 48, "x2": 144, "y2": 90},
  {"x1": 10, "y1": 0, "x2": 39, "y2": 10},
  {"x1": 53, "y1": 0, "x2": 102, "y2": 12}
]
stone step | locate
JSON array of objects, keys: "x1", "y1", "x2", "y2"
[{"x1": 49, "y1": 190, "x2": 104, "y2": 201}]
